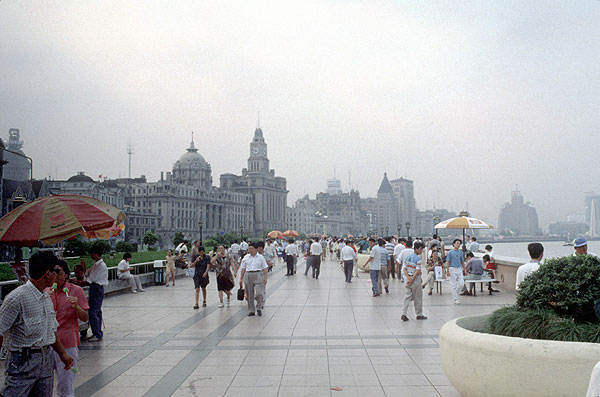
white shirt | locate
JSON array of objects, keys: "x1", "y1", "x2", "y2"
[
  {"x1": 397, "y1": 247, "x2": 413, "y2": 266},
  {"x1": 285, "y1": 244, "x2": 298, "y2": 256},
  {"x1": 176, "y1": 242, "x2": 188, "y2": 254},
  {"x1": 117, "y1": 259, "x2": 131, "y2": 278},
  {"x1": 240, "y1": 253, "x2": 268, "y2": 271},
  {"x1": 230, "y1": 243, "x2": 240, "y2": 255},
  {"x1": 338, "y1": 242, "x2": 346, "y2": 251},
  {"x1": 515, "y1": 260, "x2": 540, "y2": 290},
  {"x1": 310, "y1": 242, "x2": 323, "y2": 255},
  {"x1": 240, "y1": 241, "x2": 249, "y2": 250},
  {"x1": 265, "y1": 244, "x2": 276, "y2": 258},
  {"x1": 87, "y1": 258, "x2": 109, "y2": 285},
  {"x1": 393, "y1": 244, "x2": 405, "y2": 262},
  {"x1": 340, "y1": 245, "x2": 357, "y2": 261}
]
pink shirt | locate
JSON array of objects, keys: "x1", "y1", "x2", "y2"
[{"x1": 45, "y1": 282, "x2": 89, "y2": 348}]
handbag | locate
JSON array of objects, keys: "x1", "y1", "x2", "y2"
[{"x1": 237, "y1": 288, "x2": 245, "y2": 301}]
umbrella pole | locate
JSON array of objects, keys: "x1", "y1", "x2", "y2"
[{"x1": 462, "y1": 229, "x2": 466, "y2": 253}]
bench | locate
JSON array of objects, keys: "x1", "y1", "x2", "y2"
[{"x1": 435, "y1": 278, "x2": 497, "y2": 296}]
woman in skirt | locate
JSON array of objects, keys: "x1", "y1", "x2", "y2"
[{"x1": 211, "y1": 245, "x2": 236, "y2": 307}]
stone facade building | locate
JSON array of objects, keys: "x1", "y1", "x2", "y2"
[
  {"x1": 220, "y1": 126, "x2": 287, "y2": 234},
  {"x1": 498, "y1": 190, "x2": 540, "y2": 236}
]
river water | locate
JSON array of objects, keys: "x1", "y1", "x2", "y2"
[{"x1": 477, "y1": 240, "x2": 600, "y2": 262}]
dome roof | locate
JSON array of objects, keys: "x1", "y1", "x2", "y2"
[
  {"x1": 67, "y1": 172, "x2": 94, "y2": 183},
  {"x1": 174, "y1": 137, "x2": 208, "y2": 169}
]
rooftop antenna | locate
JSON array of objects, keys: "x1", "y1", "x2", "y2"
[
  {"x1": 126, "y1": 140, "x2": 134, "y2": 179},
  {"x1": 348, "y1": 170, "x2": 351, "y2": 191},
  {"x1": 333, "y1": 166, "x2": 336, "y2": 179},
  {"x1": 257, "y1": 112, "x2": 260, "y2": 129}
]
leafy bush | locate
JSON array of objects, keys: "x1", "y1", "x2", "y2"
[
  {"x1": 115, "y1": 241, "x2": 134, "y2": 252},
  {"x1": 488, "y1": 305, "x2": 600, "y2": 343},
  {"x1": 516, "y1": 254, "x2": 600, "y2": 323},
  {"x1": 88, "y1": 240, "x2": 111, "y2": 255},
  {"x1": 64, "y1": 239, "x2": 90, "y2": 257},
  {"x1": 142, "y1": 231, "x2": 158, "y2": 247},
  {"x1": 172, "y1": 231, "x2": 185, "y2": 247}
]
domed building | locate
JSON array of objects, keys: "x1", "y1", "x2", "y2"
[{"x1": 172, "y1": 135, "x2": 212, "y2": 189}]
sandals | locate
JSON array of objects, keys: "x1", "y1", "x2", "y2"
[{"x1": 202, "y1": 301, "x2": 207, "y2": 307}]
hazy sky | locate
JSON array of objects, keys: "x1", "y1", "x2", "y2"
[{"x1": 1, "y1": 1, "x2": 598, "y2": 228}]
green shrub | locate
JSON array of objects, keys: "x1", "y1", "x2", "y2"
[
  {"x1": 115, "y1": 241, "x2": 134, "y2": 252},
  {"x1": 488, "y1": 305, "x2": 600, "y2": 343},
  {"x1": 64, "y1": 238, "x2": 90, "y2": 256},
  {"x1": 516, "y1": 254, "x2": 600, "y2": 323},
  {"x1": 89, "y1": 240, "x2": 111, "y2": 255}
]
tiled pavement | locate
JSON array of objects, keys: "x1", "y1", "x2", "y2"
[{"x1": 2, "y1": 257, "x2": 516, "y2": 396}]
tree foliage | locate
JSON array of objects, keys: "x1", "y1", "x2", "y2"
[
  {"x1": 172, "y1": 231, "x2": 185, "y2": 247},
  {"x1": 115, "y1": 241, "x2": 134, "y2": 253},
  {"x1": 142, "y1": 231, "x2": 158, "y2": 247},
  {"x1": 516, "y1": 254, "x2": 600, "y2": 323}
]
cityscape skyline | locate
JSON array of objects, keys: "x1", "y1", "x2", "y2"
[{"x1": 2, "y1": 2, "x2": 598, "y2": 230}]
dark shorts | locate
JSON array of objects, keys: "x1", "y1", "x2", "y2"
[{"x1": 194, "y1": 275, "x2": 209, "y2": 289}]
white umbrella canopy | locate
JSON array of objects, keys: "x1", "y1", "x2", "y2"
[
  {"x1": 434, "y1": 217, "x2": 494, "y2": 230},
  {"x1": 434, "y1": 216, "x2": 493, "y2": 252}
]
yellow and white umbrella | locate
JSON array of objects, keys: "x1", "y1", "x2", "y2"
[
  {"x1": 434, "y1": 217, "x2": 493, "y2": 230},
  {"x1": 435, "y1": 216, "x2": 493, "y2": 251}
]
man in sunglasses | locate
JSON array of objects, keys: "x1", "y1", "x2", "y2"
[{"x1": 0, "y1": 252, "x2": 74, "y2": 396}]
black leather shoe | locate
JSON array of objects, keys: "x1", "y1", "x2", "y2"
[
  {"x1": 248, "y1": 312, "x2": 255, "y2": 316},
  {"x1": 401, "y1": 315, "x2": 409, "y2": 321},
  {"x1": 257, "y1": 310, "x2": 262, "y2": 316},
  {"x1": 416, "y1": 315, "x2": 428, "y2": 320}
]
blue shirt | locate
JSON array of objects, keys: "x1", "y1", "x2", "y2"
[
  {"x1": 404, "y1": 253, "x2": 421, "y2": 276},
  {"x1": 447, "y1": 249, "x2": 464, "y2": 268}
]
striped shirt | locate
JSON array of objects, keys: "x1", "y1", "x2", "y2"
[
  {"x1": 0, "y1": 281, "x2": 58, "y2": 350},
  {"x1": 385, "y1": 243, "x2": 395, "y2": 263}
]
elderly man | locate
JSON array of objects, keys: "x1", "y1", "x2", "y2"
[
  {"x1": 573, "y1": 237, "x2": 599, "y2": 258},
  {"x1": 0, "y1": 252, "x2": 74, "y2": 396},
  {"x1": 86, "y1": 246, "x2": 108, "y2": 342},
  {"x1": 239, "y1": 243, "x2": 269, "y2": 316}
]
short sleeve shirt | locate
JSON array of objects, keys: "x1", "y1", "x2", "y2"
[
  {"x1": 0, "y1": 281, "x2": 58, "y2": 350},
  {"x1": 240, "y1": 254, "x2": 268, "y2": 271},
  {"x1": 447, "y1": 249, "x2": 464, "y2": 268},
  {"x1": 369, "y1": 247, "x2": 381, "y2": 270},
  {"x1": 47, "y1": 282, "x2": 89, "y2": 348},
  {"x1": 405, "y1": 253, "x2": 421, "y2": 276},
  {"x1": 194, "y1": 254, "x2": 211, "y2": 276},
  {"x1": 117, "y1": 259, "x2": 130, "y2": 278}
]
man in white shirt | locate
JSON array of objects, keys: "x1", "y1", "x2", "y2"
[
  {"x1": 86, "y1": 246, "x2": 109, "y2": 342},
  {"x1": 340, "y1": 240, "x2": 357, "y2": 283},
  {"x1": 397, "y1": 240, "x2": 415, "y2": 283},
  {"x1": 285, "y1": 239, "x2": 298, "y2": 276},
  {"x1": 573, "y1": 237, "x2": 599, "y2": 258},
  {"x1": 469, "y1": 237, "x2": 480, "y2": 253},
  {"x1": 239, "y1": 243, "x2": 268, "y2": 316},
  {"x1": 310, "y1": 237, "x2": 324, "y2": 279},
  {"x1": 117, "y1": 253, "x2": 145, "y2": 293},
  {"x1": 516, "y1": 243, "x2": 543, "y2": 290},
  {"x1": 230, "y1": 240, "x2": 241, "y2": 265},
  {"x1": 394, "y1": 238, "x2": 406, "y2": 281}
]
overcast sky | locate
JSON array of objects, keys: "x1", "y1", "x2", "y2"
[{"x1": 1, "y1": 1, "x2": 598, "y2": 228}]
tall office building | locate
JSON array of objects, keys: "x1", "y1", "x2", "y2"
[
  {"x1": 585, "y1": 193, "x2": 600, "y2": 237},
  {"x1": 498, "y1": 190, "x2": 540, "y2": 236}
]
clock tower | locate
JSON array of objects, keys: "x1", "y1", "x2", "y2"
[{"x1": 248, "y1": 125, "x2": 269, "y2": 173}]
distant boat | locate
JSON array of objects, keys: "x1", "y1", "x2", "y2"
[{"x1": 563, "y1": 241, "x2": 574, "y2": 246}]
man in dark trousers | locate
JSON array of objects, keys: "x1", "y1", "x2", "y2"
[{"x1": 0, "y1": 252, "x2": 74, "y2": 396}]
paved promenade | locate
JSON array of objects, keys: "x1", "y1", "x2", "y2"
[{"x1": 4, "y1": 257, "x2": 516, "y2": 396}]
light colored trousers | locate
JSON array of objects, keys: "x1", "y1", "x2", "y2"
[
  {"x1": 52, "y1": 346, "x2": 78, "y2": 397},
  {"x1": 120, "y1": 274, "x2": 143, "y2": 292},
  {"x1": 378, "y1": 265, "x2": 389, "y2": 292},
  {"x1": 423, "y1": 271, "x2": 435, "y2": 289},
  {"x1": 402, "y1": 275, "x2": 423, "y2": 316},
  {"x1": 244, "y1": 271, "x2": 266, "y2": 313},
  {"x1": 449, "y1": 267, "x2": 465, "y2": 300}
]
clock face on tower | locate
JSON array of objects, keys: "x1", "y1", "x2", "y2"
[{"x1": 252, "y1": 147, "x2": 260, "y2": 155}]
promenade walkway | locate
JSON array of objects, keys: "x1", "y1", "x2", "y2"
[{"x1": 4, "y1": 257, "x2": 515, "y2": 396}]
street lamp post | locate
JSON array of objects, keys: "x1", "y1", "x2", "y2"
[
  {"x1": 405, "y1": 221, "x2": 411, "y2": 238},
  {"x1": 433, "y1": 216, "x2": 441, "y2": 236},
  {"x1": 397, "y1": 224, "x2": 401, "y2": 238},
  {"x1": 198, "y1": 219, "x2": 203, "y2": 244},
  {"x1": 240, "y1": 226, "x2": 244, "y2": 241},
  {"x1": 385, "y1": 227, "x2": 389, "y2": 237}
]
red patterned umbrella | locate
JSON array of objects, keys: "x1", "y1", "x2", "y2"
[
  {"x1": 267, "y1": 230, "x2": 283, "y2": 239},
  {"x1": 283, "y1": 230, "x2": 299, "y2": 237},
  {"x1": 0, "y1": 194, "x2": 126, "y2": 246}
]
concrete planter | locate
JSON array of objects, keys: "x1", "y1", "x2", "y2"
[{"x1": 440, "y1": 314, "x2": 600, "y2": 397}]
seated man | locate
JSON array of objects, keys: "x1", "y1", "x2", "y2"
[
  {"x1": 461, "y1": 252, "x2": 484, "y2": 296},
  {"x1": 69, "y1": 264, "x2": 90, "y2": 288},
  {"x1": 117, "y1": 253, "x2": 145, "y2": 293}
]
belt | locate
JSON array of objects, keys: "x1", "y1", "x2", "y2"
[
  {"x1": 13, "y1": 345, "x2": 50, "y2": 355},
  {"x1": 247, "y1": 270, "x2": 262, "y2": 272}
]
